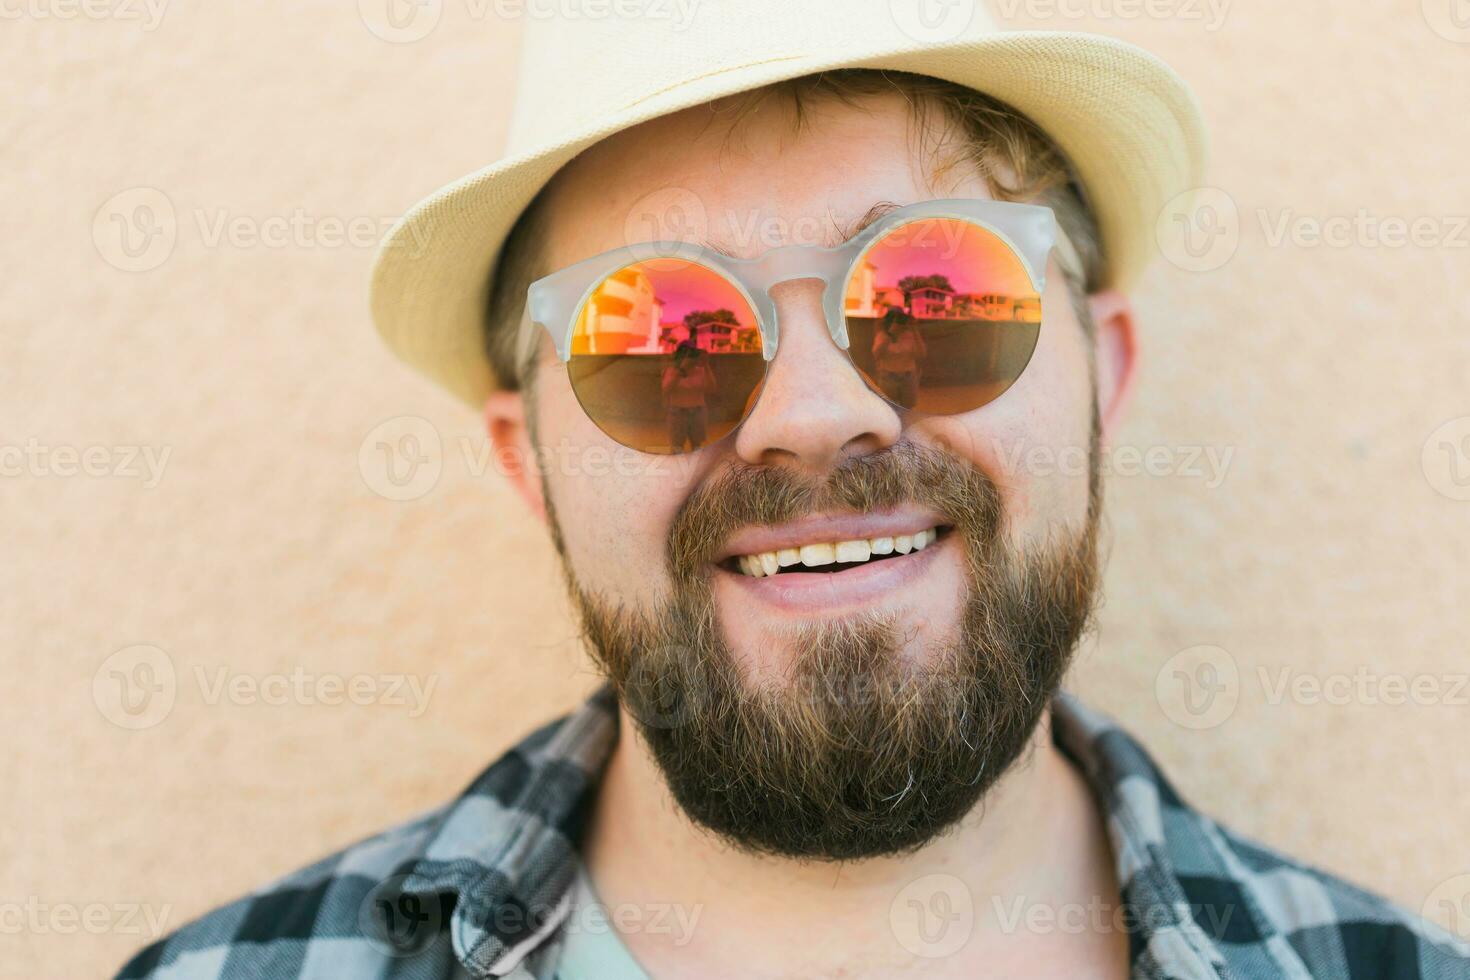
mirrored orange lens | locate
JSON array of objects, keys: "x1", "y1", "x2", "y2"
[
  {"x1": 843, "y1": 217, "x2": 1041, "y2": 415},
  {"x1": 567, "y1": 258, "x2": 764, "y2": 454}
]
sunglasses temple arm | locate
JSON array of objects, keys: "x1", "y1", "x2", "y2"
[{"x1": 524, "y1": 289, "x2": 573, "y2": 362}]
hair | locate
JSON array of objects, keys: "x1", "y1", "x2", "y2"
[{"x1": 483, "y1": 68, "x2": 1103, "y2": 399}]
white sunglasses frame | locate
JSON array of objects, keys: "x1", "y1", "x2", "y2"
[{"x1": 526, "y1": 197, "x2": 1074, "y2": 363}]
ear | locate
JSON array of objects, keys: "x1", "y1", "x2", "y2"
[
  {"x1": 483, "y1": 390, "x2": 547, "y2": 523},
  {"x1": 1086, "y1": 289, "x2": 1139, "y2": 448}
]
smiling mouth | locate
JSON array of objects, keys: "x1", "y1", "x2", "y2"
[{"x1": 720, "y1": 525, "x2": 950, "y2": 578}]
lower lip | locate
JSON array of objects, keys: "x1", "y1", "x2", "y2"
[{"x1": 715, "y1": 535, "x2": 949, "y2": 612}]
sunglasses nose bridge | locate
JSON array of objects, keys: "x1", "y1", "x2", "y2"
[{"x1": 742, "y1": 244, "x2": 854, "y2": 357}]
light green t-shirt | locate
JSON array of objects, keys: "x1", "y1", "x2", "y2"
[{"x1": 553, "y1": 865, "x2": 652, "y2": 980}]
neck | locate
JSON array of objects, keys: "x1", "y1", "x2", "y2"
[{"x1": 580, "y1": 701, "x2": 1128, "y2": 979}]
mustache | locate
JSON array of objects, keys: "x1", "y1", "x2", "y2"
[{"x1": 667, "y1": 440, "x2": 1004, "y2": 583}]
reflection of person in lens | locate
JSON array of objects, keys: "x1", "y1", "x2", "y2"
[
  {"x1": 661, "y1": 341, "x2": 717, "y2": 451},
  {"x1": 871, "y1": 308, "x2": 927, "y2": 409}
]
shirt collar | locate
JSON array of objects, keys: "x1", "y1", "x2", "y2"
[
  {"x1": 1051, "y1": 693, "x2": 1235, "y2": 979},
  {"x1": 380, "y1": 684, "x2": 1267, "y2": 979},
  {"x1": 379, "y1": 684, "x2": 618, "y2": 977}
]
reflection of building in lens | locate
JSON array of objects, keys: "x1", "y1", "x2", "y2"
[
  {"x1": 907, "y1": 283, "x2": 953, "y2": 317},
  {"x1": 1010, "y1": 296, "x2": 1042, "y2": 323},
  {"x1": 846, "y1": 263, "x2": 1037, "y2": 322},
  {"x1": 845, "y1": 259, "x2": 879, "y2": 315},
  {"x1": 658, "y1": 309, "x2": 760, "y2": 354},
  {"x1": 571, "y1": 266, "x2": 665, "y2": 354},
  {"x1": 845, "y1": 260, "x2": 909, "y2": 317}
]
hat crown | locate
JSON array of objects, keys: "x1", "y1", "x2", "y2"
[{"x1": 506, "y1": 0, "x2": 1002, "y2": 152}]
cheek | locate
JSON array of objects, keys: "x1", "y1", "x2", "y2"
[
  {"x1": 911, "y1": 290, "x2": 1096, "y2": 544},
  {"x1": 534, "y1": 363, "x2": 705, "y2": 601}
]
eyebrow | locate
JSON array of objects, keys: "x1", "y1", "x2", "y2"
[{"x1": 697, "y1": 200, "x2": 903, "y2": 259}]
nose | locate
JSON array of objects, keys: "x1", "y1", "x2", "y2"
[{"x1": 733, "y1": 279, "x2": 902, "y2": 472}]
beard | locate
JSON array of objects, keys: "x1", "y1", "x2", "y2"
[{"x1": 545, "y1": 435, "x2": 1101, "y2": 861}]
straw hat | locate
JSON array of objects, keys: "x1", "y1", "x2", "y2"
[{"x1": 369, "y1": 0, "x2": 1207, "y2": 407}]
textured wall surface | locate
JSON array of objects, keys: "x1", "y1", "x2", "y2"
[{"x1": 4, "y1": 3, "x2": 1469, "y2": 977}]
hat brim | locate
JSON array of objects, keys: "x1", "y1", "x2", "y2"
[{"x1": 369, "y1": 31, "x2": 1206, "y2": 407}]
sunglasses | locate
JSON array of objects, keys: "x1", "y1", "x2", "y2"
[{"x1": 527, "y1": 198, "x2": 1076, "y2": 455}]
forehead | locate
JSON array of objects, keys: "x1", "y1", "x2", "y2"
[{"x1": 536, "y1": 88, "x2": 997, "y2": 268}]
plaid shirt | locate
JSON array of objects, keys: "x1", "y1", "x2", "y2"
[{"x1": 118, "y1": 685, "x2": 1470, "y2": 979}]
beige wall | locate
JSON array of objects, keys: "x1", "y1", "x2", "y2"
[{"x1": 5, "y1": 3, "x2": 1470, "y2": 977}]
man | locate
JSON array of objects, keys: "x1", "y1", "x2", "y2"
[
  {"x1": 871, "y1": 308, "x2": 928, "y2": 409},
  {"x1": 662, "y1": 342, "x2": 718, "y2": 452},
  {"x1": 119, "y1": 3, "x2": 1470, "y2": 978}
]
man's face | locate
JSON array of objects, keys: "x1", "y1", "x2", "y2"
[{"x1": 511, "y1": 90, "x2": 1109, "y2": 859}]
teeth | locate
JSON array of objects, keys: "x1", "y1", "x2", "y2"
[
  {"x1": 799, "y1": 542, "x2": 836, "y2": 567},
  {"x1": 733, "y1": 527, "x2": 940, "y2": 577}
]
